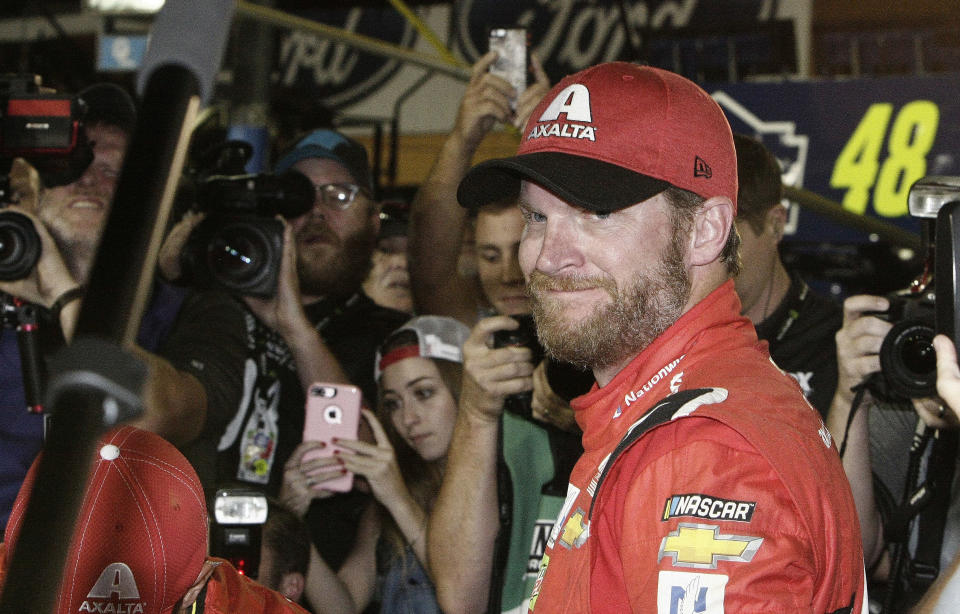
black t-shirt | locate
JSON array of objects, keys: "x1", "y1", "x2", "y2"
[
  {"x1": 755, "y1": 271, "x2": 841, "y2": 418},
  {"x1": 160, "y1": 289, "x2": 407, "y2": 568}
]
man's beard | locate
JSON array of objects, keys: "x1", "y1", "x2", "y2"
[
  {"x1": 296, "y1": 224, "x2": 376, "y2": 299},
  {"x1": 526, "y1": 231, "x2": 691, "y2": 371},
  {"x1": 38, "y1": 209, "x2": 99, "y2": 283}
]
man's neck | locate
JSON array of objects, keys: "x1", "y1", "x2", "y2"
[{"x1": 743, "y1": 259, "x2": 791, "y2": 325}]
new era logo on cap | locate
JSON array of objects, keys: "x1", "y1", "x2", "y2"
[{"x1": 694, "y1": 156, "x2": 713, "y2": 179}]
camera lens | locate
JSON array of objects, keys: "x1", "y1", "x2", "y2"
[
  {"x1": 879, "y1": 320, "x2": 937, "y2": 399},
  {"x1": 900, "y1": 334, "x2": 936, "y2": 376},
  {"x1": 205, "y1": 222, "x2": 272, "y2": 290},
  {"x1": 0, "y1": 211, "x2": 41, "y2": 281}
]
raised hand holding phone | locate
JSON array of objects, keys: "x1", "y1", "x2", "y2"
[
  {"x1": 302, "y1": 383, "x2": 361, "y2": 492},
  {"x1": 488, "y1": 27, "x2": 527, "y2": 109}
]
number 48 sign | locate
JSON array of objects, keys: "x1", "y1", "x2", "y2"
[
  {"x1": 831, "y1": 101, "x2": 940, "y2": 218},
  {"x1": 714, "y1": 75, "x2": 959, "y2": 243}
]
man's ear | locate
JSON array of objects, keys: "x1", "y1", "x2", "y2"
[
  {"x1": 689, "y1": 196, "x2": 735, "y2": 266},
  {"x1": 765, "y1": 204, "x2": 787, "y2": 242},
  {"x1": 177, "y1": 560, "x2": 219, "y2": 613},
  {"x1": 279, "y1": 571, "x2": 305, "y2": 602}
]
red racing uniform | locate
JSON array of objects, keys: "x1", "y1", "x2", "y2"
[
  {"x1": 201, "y1": 558, "x2": 310, "y2": 614},
  {"x1": 528, "y1": 281, "x2": 865, "y2": 614}
]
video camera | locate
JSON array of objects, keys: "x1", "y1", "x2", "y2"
[
  {"x1": 0, "y1": 74, "x2": 93, "y2": 281},
  {"x1": 867, "y1": 176, "x2": 960, "y2": 401},
  {"x1": 179, "y1": 141, "x2": 314, "y2": 297}
]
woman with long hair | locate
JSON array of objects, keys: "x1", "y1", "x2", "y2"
[{"x1": 280, "y1": 315, "x2": 470, "y2": 613}]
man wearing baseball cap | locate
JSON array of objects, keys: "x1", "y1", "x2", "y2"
[
  {"x1": 438, "y1": 62, "x2": 866, "y2": 612},
  {"x1": 0, "y1": 82, "x2": 139, "y2": 533},
  {"x1": 0, "y1": 426, "x2": 307, "y2": 613},
  {"x1": 156, "y1": 128, "x2": 407, "y2": 581}
]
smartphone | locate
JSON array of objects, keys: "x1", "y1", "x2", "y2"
[
  {"x1": 488, "y1": 27, "x2": 527, "y2": 109},
  {"x1": 302, "y1": 382, "x2": 362, "y2": 492}
]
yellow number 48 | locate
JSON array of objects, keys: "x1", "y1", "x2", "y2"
[{"x1": 830, "y1": 100, "x2": 939, "y2": 217}]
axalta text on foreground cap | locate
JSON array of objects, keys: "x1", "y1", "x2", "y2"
[
  {"x1": 0, "y1": 426, "x2": 208, "y2": 614},
  {"x1": 457, "y1": 62, "x2": 737, "y2": 214}
]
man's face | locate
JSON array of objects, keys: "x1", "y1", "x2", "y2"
[
  {"x1": 289, "y1": 158, "x2": 379, "y2": 298},
  {"x1": 37, "y1": 123, "x2": 127, "y2": 253},
  {"x1": 518, "y1": 181, "x2": 691, "y2": 371},
  {"x1": 362, "y1": 234, "x2": 412, "y2": 313},
  {"x1": 475, "y1": 204, "x2": 529, "y2": 316},
  {"x1": 733, "y1": 209, "x2": 782, "y2": 317}
]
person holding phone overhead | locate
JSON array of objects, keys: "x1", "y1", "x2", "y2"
[{"x1": 280, "y1": 316, "x2": 470, "y2": 614}]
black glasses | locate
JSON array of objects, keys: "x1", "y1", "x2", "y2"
[{"x1": 312, "y1": 183, "x2": 369, "y2": 211}]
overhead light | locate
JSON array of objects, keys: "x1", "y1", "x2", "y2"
[{"x1": 85, "y1": 0, "x2": 166, "y2": 14}]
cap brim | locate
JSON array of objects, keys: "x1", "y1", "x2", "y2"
[{"x1": 457, "y1": 152, "x2": 671, "y2": 213}]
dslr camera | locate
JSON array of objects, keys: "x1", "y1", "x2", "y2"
[
  {"x1": 868, "y1": 176, "x2": 960, "y2": 401},
  {"x1": 0, "y1": 74, "x2": 92, "y2": 281},
  {"x1": 179, "y1": 141, "x2": 314, "y2": 297}
]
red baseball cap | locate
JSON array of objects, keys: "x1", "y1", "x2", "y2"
[
  {"x1": 457, "y1": 62, "x2": 737, "y2": 214},
  {"x1": 1, "y1": 426, "x2": 208, "y2": 614}
]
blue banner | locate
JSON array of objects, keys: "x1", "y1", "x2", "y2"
[{"x1": 709, "y1": 74, "x2": 960, "y2": 243}]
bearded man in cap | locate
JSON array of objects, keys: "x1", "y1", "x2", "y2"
[
  {"x1": 0, "y1": 82, "x2": 142, "y2": 533},
  {"x1": 435, "y1": 62, "x2": 866, "y2": 613}
]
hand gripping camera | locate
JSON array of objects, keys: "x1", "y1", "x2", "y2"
[
  {"x1": 869, "y1": 176, "x2": 960, "y2": 401},
  {"x1": 179, "y1": 141, "x2": 314, "y2": 297},
  {"x1": 0, "y1": 74, "x2": 93, "y2": 281}
]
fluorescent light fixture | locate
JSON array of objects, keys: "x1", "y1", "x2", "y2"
[{"x1": 85, "y1": 0, "x2": 166, "y2": 14}]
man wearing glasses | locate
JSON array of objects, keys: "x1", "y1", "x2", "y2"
[{"x1": 157, "y1": 129, "x2": 407, "y2": 574}]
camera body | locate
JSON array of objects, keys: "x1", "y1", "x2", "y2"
[
  {"x1": 0, "y1": 74, "x2": 92, "y2": 281},
  {"x1": 492, "y1": 314, "x2": 544, "y2": 418},
  {"x1": 867, "y1": 176, "x2": 960, "y2": 401},
  {"x1": 871, "y1": 289, "x2": 937, "y2": 400},
  {"x1": 179, "y1": 142, "x2": 314, "y2": 297}
]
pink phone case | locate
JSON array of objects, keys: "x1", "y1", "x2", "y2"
[{"x1": 302, "y1": 383, "x2": 361, "y2": 492}]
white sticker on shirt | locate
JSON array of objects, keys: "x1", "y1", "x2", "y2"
[{"x1": 657, "y1": 571, "x2": 727, "y2": 614}]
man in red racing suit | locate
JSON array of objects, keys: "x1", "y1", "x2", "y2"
[
  {"x1": 527, "y1": 282, "x2": 865, "y2": 613},
  {"x1": 455, "y1": 61, "x2": 866, "y2": 614}
]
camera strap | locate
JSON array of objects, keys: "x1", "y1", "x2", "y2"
[{"x1": 910, "y1": 428, "x2": 958, "y2": 590}]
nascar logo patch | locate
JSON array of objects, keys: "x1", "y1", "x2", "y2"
[{"x1": 662, "y1": 493, "x2": 756, "y2": 523}]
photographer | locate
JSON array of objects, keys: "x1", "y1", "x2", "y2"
[
  {"x1": 827, "y1": 296, "x2": 960, "y2": 612},
  {"x1": 157, "y1": 128, "x2": 408, "y2": 572},
  {"x1": 0, "y1": 83, "x2": 138, "y2": 532},
  {"x1": 911, "y1": 334, "x2": 960, "y2": 613}
]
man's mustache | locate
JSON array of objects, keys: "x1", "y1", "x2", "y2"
[{"x1": 526, "y1": 270, "x2": 617, "y2": 295}]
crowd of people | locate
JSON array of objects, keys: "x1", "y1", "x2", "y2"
[{"x1": 0, "y1": 49, "x2": 958, "y2": 614}]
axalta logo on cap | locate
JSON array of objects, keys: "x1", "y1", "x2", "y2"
[
  {"x1": 80, "y1": 562, "x2": 147, "y2": 613},
  {"x1": 527, "y1": 83, "x2": 596, "y2": 143}
]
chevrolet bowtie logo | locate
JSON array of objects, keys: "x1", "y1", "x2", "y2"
[{"x1": 658, "y1": 523, "x2": 763, "y2": 569}]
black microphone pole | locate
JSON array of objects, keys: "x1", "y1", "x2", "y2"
[{"x1": 0, "y1": 2, "x2": 234, "y2": 612}]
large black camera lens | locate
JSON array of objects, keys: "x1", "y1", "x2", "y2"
[
  {"x1": 204, "y1": 220, "x2": 281, "y2": 296},
  {"x1": 0, "y1": 211, "x2": 41, "y2": 281},
  {"x1": 183, "y1": 215, "x2": 284, "y2": 298},
  {"x1": 879, "y1": 319, "x2": 937, "y2": 399}
]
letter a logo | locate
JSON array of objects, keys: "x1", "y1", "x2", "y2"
[
  {"x1": 87, "y1": 562, "x2": 141, "y2": 599},
  {"x1": 538, "y1": 84, "x2": 592, "y2": 123}
]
